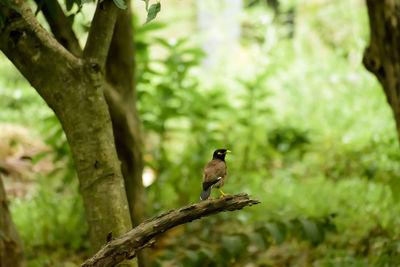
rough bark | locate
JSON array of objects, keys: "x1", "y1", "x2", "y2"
[
  {"x1": 104, "y1": 3, "x2": 148, "y2": 264},
  {"x1": 0, "y1": 178, "x2": 26, "y2": 267},
  {"x1": 0, "y1": 0, "x2": 132, "y2": 253},
  {"x1": 105, "y1": 2, "x2": 145, "y2": 229},
  {"x1": 34, "y1": 0, "x2": 82, "y2": 57},
  {"x1": 84, "y1": 0, "x2": 119, "y2": 70},
  {"x1": 363, "y1": 0, "x2": 400, "y2": 139},
  {"x1": 82, "y1": 194, "x2": 260, "y2": 267},
  {"x1": 34, "y1": 0, "x2": 145, "y2": 229}
]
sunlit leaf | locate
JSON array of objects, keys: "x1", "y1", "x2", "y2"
[{"x1": 154, "y1": 37, "x2": 172, "y2": 48}]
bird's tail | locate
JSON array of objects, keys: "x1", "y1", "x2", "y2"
[
  {"x1": 200, "y1": 177, "x2": 222, "y2": 200},
  {"x1": 200, "y1": 187, "x2": 212, "y2": 200}
]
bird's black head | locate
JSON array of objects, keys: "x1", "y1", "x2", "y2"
[{"x1": 212, "y1": 149, "x2": 231, "y2": 161}]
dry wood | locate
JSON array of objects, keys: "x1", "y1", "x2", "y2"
[{"x1": 82, "y1": 194, "x2": 260, "y2": 267}]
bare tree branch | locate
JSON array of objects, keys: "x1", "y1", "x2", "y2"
[
  {"x1": 82, "y1": 193, "x2": 260, "y2": 267},
  {"x1": 34, "y1": 0, "x2": 82, "y2": 57},
  {"x1": 83, "y1": 0, "x2": 120, "y2": 69}
]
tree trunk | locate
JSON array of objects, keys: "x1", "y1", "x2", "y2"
[
  {"x1": 0, "y1": 178, "x2": 26, "y2": 267},
  {"x1": 105, "y1": 3, "x2": 147, "y2": 265},
  {"x1": 0, "y1": 0, "x2": 133, "y2": 254},
  {"x1": 105, "y1": 1, "x2": 145, "y2": 229},
  {"x1": 363, "y1": 0, "x2": 400, "y2": 139},
  {"x1": 32, "y1": 0, "x2": 146, "y2": 238}
]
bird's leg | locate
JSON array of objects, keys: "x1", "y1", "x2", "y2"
[{"x1": 218, "y1": 188, "x2": 226, "y2": 197}]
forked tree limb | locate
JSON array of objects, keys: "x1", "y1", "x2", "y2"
[
  {"x1": 82, "y1": 193, "x2": 260, "y2": 267},
  {"x1": 33, "y1": 0, "x2": 82, "y2": 57},
  {"x1": 83, "y1": 0, "x2": 120, "y2": 69}
]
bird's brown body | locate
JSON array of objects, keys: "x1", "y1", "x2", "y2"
[
  {"x1": 200, "y1": 149, "x2": 230, "y2": 200},
  {"x1": 203, "y1": 159, "x2": 227, "y2": 189}
]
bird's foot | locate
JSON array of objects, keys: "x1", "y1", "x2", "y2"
[{"x1": 218, "y1": 188, "x2": 226, "y2": 197}]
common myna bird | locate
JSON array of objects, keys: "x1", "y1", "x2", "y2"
[{"x1": 200, "y1": 149, "x2": 231, "y2": 200}]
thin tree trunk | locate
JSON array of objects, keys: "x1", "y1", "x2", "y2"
[
  {"x1": 105, "y1": 1, "x2": 145, "y2": 229},
  {"x1": 0, "y1": 178, "x2": 26, "y2": 267},
  {"x1": 33, "y1": 0, "x2": 145, "y2": 243},
  {"x1": 105, "y1": 3, "x2": 147, "y2": 265},
  {"x1": 36, "y1": 0, "x2": 146, "y2": 231},
  {"x1": 363, "y1": 0, "x2": 400, "y2": 140}
]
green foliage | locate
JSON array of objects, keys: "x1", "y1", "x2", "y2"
[
  {"x1": 133, "y1": 0, "x2": 400, "y2": 265},
  {"x1": 2, "y1": 0, "x2": 400, "y2": 266},
  {"x1": 268, "y1": 126, "x2": 310, "y2": 154},
  {"x1": 11, "y1": 176, "x2": 88, "y2": 266},
  {"x1": 153, "y1": 214, "x2": 336, "y2": 266}
]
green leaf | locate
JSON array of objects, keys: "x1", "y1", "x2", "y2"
[
  {"x1": 181, "y1": 48, "x2": 207, "y2": 58},
  {"x1": 31, "y1": 151, "x2": 51, "y2": 164},
  {"x1": 221, "y1": 234, "x2": 249, "y2": 256},
  {"x1": 135, "y1": 21, "x2": 166, "y2": 35},
  {"x1": 81, "y1": 0, "x2": 92, "y2": 4},
  {"x1": 113, "y1": 0, "x2": 126, "y2": 9},
  {"x1": 145, "y1": 2, "x2": 161, "y2": 24},
  {"x1": 154, "y1": 37, "x2": 172, "y2": 48},
  {"x1": 299, "y1": 218, "x2": 323, "y2": 245},
  {"x1": 266, "y1": 223, "x2": 285, "y2": 244}
]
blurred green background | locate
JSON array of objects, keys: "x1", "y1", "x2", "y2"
[{"x1": 2, "y1": 0, "x2": 400, "y2": 266}]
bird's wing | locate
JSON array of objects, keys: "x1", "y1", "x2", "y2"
[{"x1": 202, "y1": 177, "x2": 222, "y2": 191}]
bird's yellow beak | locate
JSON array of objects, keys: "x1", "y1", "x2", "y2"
[{"x1": 226, "y1": 150, "x2": 231, "y2": 153}]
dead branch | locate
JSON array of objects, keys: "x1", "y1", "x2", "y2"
[{"x1": 82, "y1": 193, "x2": 260, "y2": 267}]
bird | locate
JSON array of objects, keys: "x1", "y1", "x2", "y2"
[{"x1": 200, "y1": 149, "x2": 231, "y2": 200}]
